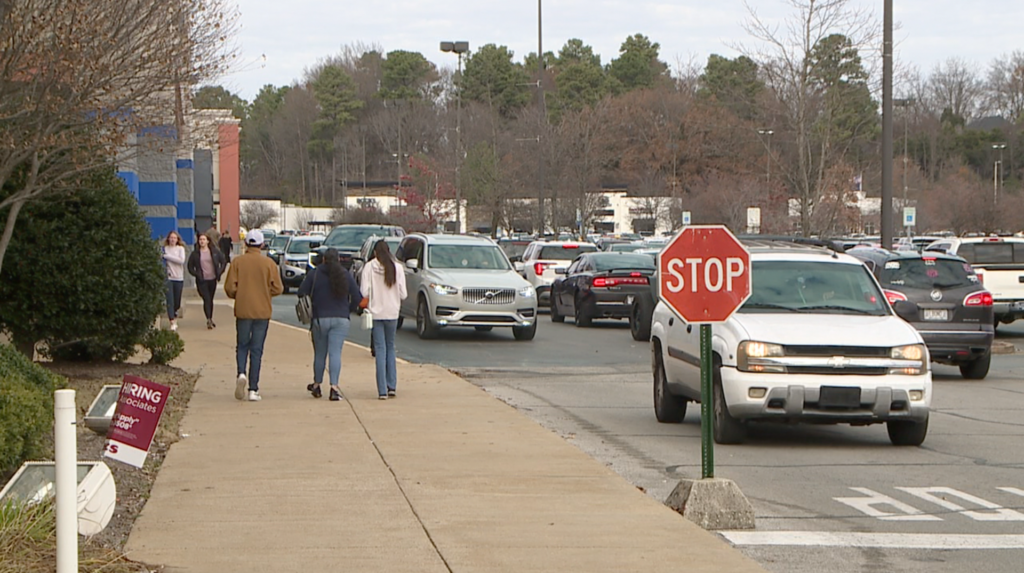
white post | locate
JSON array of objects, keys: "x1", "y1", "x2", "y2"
[{"x1": 55, "y1": 389, "x2": 78, "y2": 573}]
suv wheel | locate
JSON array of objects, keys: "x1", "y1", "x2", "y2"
[
  {"x1": 630, "y1": 299, "x2": 652, "y2": 341},
  {"x1": 574, "y1": 294, "x2": 592, "y2": 327},
  {"x1": 653, "y1": 346, "x2": 686, "y2": 423},
  {"x1": 551, "y1": 297, "x2": 565, "y2": 323},
  {"x1": 959, "y1": 352, "x2": 991, "y2": 380},
  {"x1": 512, "y1": 321, "x2": 537, "y2": 341},
  {"x1": 416, "y1": 296, "x2": 439, "y2": 340},
  {"x1": 887, "y1": 415, "x2": 929, "y2": 446},
  {"x1": 712, "y1": 361, "x2": 746, "y2": 444}
]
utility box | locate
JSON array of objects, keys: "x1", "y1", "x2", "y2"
[{"x1": 0, "y1": 461, "x2": 117, "y2": 536}]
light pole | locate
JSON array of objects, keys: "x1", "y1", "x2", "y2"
[
  {"x1": 536, "y1": 0, "x2": 546, "y2": 235},
  {"x1": 993, "y1": 143, "x2": 1007, "y2": 204},
  {"x1": 441, "y1": 41, "x2": 469, "y2": 234},
  {"x1": 392, "y1": 152, "x2": 409, "y2": 209},
  {"x1": 757, "y1": 129, "x2": 773, "y2": 187}
]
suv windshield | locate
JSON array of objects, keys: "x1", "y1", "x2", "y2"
[
  {"x1": 957, "y1": 242, "x2": 1024, "y2": 265},
  {"x1": 270, "y1": 236, "x2": 289, "y2": 250},
  {"x1": 592, "y1": 253, "x2": 655, "y2": 271},
  {"x1": 539, "y1": 245, "x2": 597, "y2": 260},
  {"x1": 325, "y1": 227, "x2": 388, "y2": 250},
  {"x1": 879, "y1": 258, "x2": 978, "y2": 289},
  {"x1": 429, "y1": 245, "x2": 511, "y2": 270},
  {"x1": 286, "y1": 240, "x2": 319, "y2": 255},
  {"x1": 740, "y1": 261, "x2": 888, "y2": 315}
]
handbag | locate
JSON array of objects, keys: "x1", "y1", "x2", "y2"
[
  {"x1": 361, "y1": 269, "x2": 374, "y2": 330},
  {"x1": 295, "y1": 270, "x2": 316, "y2": 325}
]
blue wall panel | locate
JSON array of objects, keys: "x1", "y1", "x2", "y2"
[
  {"x1": 139, "y1": 182, "x2": 177, "y2": 206},
  {"x1": 117, "y1": 171, "x2": 140, "y2": 199},
  {"x1": 178, "y1": 227, "x2": 195, "y2": 245},
  {"x1": 177, "y1": 201, "x2": 195, "y2": 220},
  {"x1": 146, "y1": 217, "x2": 177, "y2": 241}
]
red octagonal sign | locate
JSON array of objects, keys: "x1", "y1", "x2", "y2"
[{"x1": 658, "y1": 225, "x2": 751, "y2": 324}]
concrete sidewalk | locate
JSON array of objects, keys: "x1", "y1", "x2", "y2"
[{"x1": 125, "y1": 295, "x2": 766, "y2": 572}]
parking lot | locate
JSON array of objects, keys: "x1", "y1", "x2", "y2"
[{"x1": 270, "y1": 290, "x2": 1024, "y2": 573}]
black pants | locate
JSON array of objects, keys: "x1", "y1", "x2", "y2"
[
  {"x1": 196, "y1": 279, "x2": 217, "y2": 320},
  {"x1": 166, "y1": 280, "x2": 184, "y2": 320}
]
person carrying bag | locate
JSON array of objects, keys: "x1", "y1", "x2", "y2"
[{"x1": 359, "y1": 240, "x2": 407, "y2": 400}]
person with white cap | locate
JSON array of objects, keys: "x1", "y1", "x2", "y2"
[{"x1": 223, "y1": 229, "x2": 283, "y2": 401}]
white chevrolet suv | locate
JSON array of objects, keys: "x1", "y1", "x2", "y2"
[
  {"x1": 521, "y1": 241, "x2": 598, "y2": 307},
  {"x1": 924, "y1": 236, "x2": 1024, "y2": 327},
  {"x1": 651, "y1": 239, "x2": 932, "y2": 446}
]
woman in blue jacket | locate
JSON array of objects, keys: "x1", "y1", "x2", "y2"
[{"x1": 297, "y1": 248, "x2": 363, "y2": 401}]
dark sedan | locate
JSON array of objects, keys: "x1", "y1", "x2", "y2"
[
  {"x1": 550, "y1": 252, "x2": 656, "y2": 327},
  {"x1": 849, "y1": 246, "x2": 994, "y2": 379}
]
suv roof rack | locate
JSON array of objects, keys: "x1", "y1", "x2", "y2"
[{"x1": 737, "y1": 235, "x2": 846, "y2": 254}]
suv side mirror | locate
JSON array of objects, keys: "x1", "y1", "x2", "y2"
[
  {"x1": 508, "y1": 255, "x2": 522, "y2": 263},
  {"x1": 405, "y1": 259, "x2": 419, "y2": 271},
  {"x1": 892, "y1": 299, "x2": 918, "y2": 321}
]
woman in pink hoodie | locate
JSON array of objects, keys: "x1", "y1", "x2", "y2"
[{"x1": 360, "y1": 240, "x2": 408, "y2": 399}]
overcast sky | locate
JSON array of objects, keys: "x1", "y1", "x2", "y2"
[{"x1": 220, "y1": 0, "x2": 1022, "y2": 101}]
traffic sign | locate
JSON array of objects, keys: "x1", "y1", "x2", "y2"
[
  {"x1": 903, "y1": 207, "x2": 916, "y2": 227},
  {"x1": 682, "y1": 211, "x2": 691, "y2": 226},
  {"x1": 659, "y1": 225, "x2": 751, "y2": 324}
]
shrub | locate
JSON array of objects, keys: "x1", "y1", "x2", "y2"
[
  {"x1": 0, "y1": 167, "x2": 166, "y2": 362},
  {"x1": 0, "y1": 344, "x2": 63, "y2": 479},
  {"x1": 142, "y1": 328, "x2": 184, "y2": 365}
]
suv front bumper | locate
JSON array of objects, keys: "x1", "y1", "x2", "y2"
[
  {"x1": 721, "y1": 368, "x2": 931, "y2": 423},
  {"x1": 431, "y1": 300, "x2": 536, "y2": 328}
]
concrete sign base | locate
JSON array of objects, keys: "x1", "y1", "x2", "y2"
[{"x1": 665, "y1": 478, "x2": 756, "y2": 530}]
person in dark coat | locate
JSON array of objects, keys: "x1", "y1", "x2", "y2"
[
  {"x1": 219, "y1": 228, "x2": 233, "y2": 263},
  {"x1": 187, "y1": 233, "x2": 228, "y2": 329}
]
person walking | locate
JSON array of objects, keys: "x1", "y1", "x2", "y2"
[
  {"x1": 360, "y1": 240, "x2": 407, "y2": 400},
  {"x1": 187, "y1": 233, "x2": 227, "y2": 329},
  {"x1": 298, "y1": 248, "x2": 363, "y2": 402},
  {"x1": 162, "y1": 230, "x2": 186, "y2": 331},
  {"x1": 224, "y1": 230, "x2": 283, "y2": 402},
  {"x1": 219, "y1": 228, "x2": 233, "y2": 263}
]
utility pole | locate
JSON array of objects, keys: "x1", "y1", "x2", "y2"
[
  {"x1": 441, "y1": 41, "x2": 470, "y2": 233},
  {"x1": 757, "y1": 129, "x2": 773, "y2": 187},
  {"x1": 880, "y1": 0, "x2": 894, "y2": 250},
  {"x1": 536, "y1": 0, "x2": 546, "y2": 235}
]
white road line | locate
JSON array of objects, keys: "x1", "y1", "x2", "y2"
[
  {"x1": 721, "y1": 531, "x2": 1024, "y2": 549},
  {"x1": 897, "y1": 487, "x2": 1024, "y2": 522},
  {"x1": 834, "y1": 487, "x2": 942, "y2": 521}
]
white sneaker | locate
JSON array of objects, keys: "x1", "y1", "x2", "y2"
[
  {"x1": 248, "y1": 390, "x2": 262, "y2": 402},
  {"x1": 235, "y1": 374, "x2": 247, "y2": 400},
  {"x1": 170, "y1": 321, "x2": 178, "y2": 331}
]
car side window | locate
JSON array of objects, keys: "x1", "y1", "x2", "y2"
[
  {"x1": 397, "y1": 238, "x2": 418, "y2": 262},
  {"x1": 566, "y1": 259, "x2": 580, "y2": 275}
]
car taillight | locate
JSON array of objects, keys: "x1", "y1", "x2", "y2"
[
  {"x1": 884, "y1": 289, "x2": 907, "y2": 304},
  {"x1": 562, "y1": 244, "x2": 579, "y2": 249},
  {"x1": 593, "y1": 276, "x2": 649, "y2": 287},
  {"x1": 964, "y1": 291, "x2": 993, "y2": 306},
  {"x1": 534, "y1": 262, "x2": 551, "y2": 275}
]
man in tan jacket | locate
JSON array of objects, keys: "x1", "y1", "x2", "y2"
[{"x1": 224, "y1": 230, "x2": 284, "y2": 401}]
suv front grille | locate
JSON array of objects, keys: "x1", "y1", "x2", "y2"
[
  {"x1": 462, "y1": 288, "x2": 515, "y2": 305},
  {"x1": 783, "y1": 345, "x2": 889, "y2": 357}
]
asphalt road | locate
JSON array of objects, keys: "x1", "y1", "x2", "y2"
[{"x1": 271, "y1": 293, "x2": 1024, "y2": 573}]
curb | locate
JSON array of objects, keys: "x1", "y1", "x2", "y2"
[{"x1": 992, "y1": 340, "x2": 1016, "y2": 355}]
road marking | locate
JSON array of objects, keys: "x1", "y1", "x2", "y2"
[
  {"x1": 834, "y1": 487, "x2": 942, "y2": 521},
  {"x1": 721, "y1": 531, "x2": 1024, "y2": 549},
  {"x1": 897, "y1": 487, "x2": 1024, "y2": 522},
  {"x1": 999, "y1": 487, "x2": 1024, "y2": 498}
]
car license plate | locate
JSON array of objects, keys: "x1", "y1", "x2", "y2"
[
  {"x1": 819, "y1": 386, "x2": 861, "y2": 408},
  {"x1": 1012, "y1": 301, "x2": 1024, "y2": 310},
  {"x1": 624, "y1": 295, "x2": 634, "y2": 305},
  {"x1": 923, "y1": 309, "x2": 948, "y2": 321}
]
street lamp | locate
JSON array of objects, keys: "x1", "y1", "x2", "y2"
[
  {"x1": 392, "y1": 152, "x2": 409, "y2": 208},
  {"x1": 440, "y1": 41, "x2": 469, "y2": 234},
  {"x1": 993, "y1": 143, "x2": 1007, "y2": 204},
  {"x1": 757, "y1": 129, "x2": 773, "y2": 187}
]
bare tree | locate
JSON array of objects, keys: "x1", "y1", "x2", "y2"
[
  {"x1": 927, "y1": 57, "x2": 983, "y2": 124},
  {"x1": 984, "y1": 51, "x2": 1024, "y2": 122},
  {"x1": 0, "y1": 0, "x2": 237, "y2": 276},
  {"x1": 240, "y1": 201, "x2": 278, "y2": 231}
]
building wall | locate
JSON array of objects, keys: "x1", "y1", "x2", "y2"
[
  {"x1": 217, "y1": 124, "x2": 240, "y2": 241},
  {"x1": 136, "y1": 127, "x2": 181, "y2": 242},
  {"x1": 193, "y1": 149, "x2": 214, "y2": 234}
]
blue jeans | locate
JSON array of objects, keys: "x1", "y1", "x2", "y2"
[
  {"x1": 371, "y1": 319, "x2": 399, "y2": 396},
  {"x1": 236, "y1": 319, "x2": 270, "y2": 391},
  {"x1": 166, "y1": 280, "x2": 183, "y2": 320},
  {"x1": 312, "y1": 317, "x2": 351, "y2": 387}
]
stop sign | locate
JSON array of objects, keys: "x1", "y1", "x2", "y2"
[{"x1": 658, "y1": 225, "x2": 751, "y2": 324}]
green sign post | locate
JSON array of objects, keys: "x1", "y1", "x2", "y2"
[{"x1": 699, "y1": 324, "x2": 714, "y2": 478}]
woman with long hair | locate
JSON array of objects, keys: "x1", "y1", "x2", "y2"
[
  {"x1": 162, "y1": 230, "x2": 187, "y2": 331},
  {"x1": 297, "y1": 248, "x2": 363, "y2": 401},
  {"x1": 360, "y1": 240, "x2": 408, "y2": 399},
  {"x1": 187, "y1": 233, "x2": 227, "y2": 329}
]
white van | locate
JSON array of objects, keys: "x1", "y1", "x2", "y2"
[{"x1": 924, "y1": 236, "x2": 1024, "y2": 326}]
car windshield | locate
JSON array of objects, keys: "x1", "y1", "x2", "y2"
[
  {"x1": 270, "y1": 236, "x2": 289, "y2": 250},
  {"x1": 591, "y1": 253, "x2": 655, "y2": 271},
  {"x1": 286, "y1": 240, "x2": 319, "y2": 254},
  {"x1": 956, "y1": 242, "x2": 1024, "y2": 265},
  {"x1": 325, "y1": 227, "x2": 385, "y2": 250},
  {"x1": 740, "y1": 260, "x2": 888, "y2": 315},
  {"x1": 879, "y1": 258, "x2": 978, "y2": 289},
  {"x1": 539, "y1": 245, "x2": 597, "y2": 260},
  {"x1": 607, "y1": 243, "x2": 645, "y2": 252},
  {"x1": 429, "y1": 245, "x2": 510, "y2": 270}
]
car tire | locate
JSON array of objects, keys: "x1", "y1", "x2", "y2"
[
  {"x1": 574, "y1": 294, "x2": 592, "y2": 327},
  {"x1": 630, "y1": 299, "x2": 652, "y2": 342},
  {"x1": 887, "y1": 415, "x2": 929, "y2": 446},
  {"x1": 959, "y1": 352, "x2": 991, "y2": 380},
  {"x1": 475, "y1": 326, "x2": 493, "y2": 332},
  {"x1": 712, "y1": 361, "x2": 746, "y2": 444},
  {"x1": 416, "y1": 296, "x2": 439, "y2": 340},
  {"x1": 512, "y1": 321, "x2": 537, "y2": 341},
  {"x1": 550, "y1": 297, "x2": 565, "y2": 323},
  {"x1": 653, "y1": 346, "x2": 687, "y2": 423}
]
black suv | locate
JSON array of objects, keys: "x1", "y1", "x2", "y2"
[
  {"x1": 848, "y1": 247, "x2": 994, "y2": 379},
  {"x1": 312, "y1": 224, "x2": 405, "y2": 269}
]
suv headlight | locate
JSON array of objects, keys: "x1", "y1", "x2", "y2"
[
  {"x1": 430, "y1": 283, "x2": 458, "y2": 296},
  {"x1": 518, "y1": 286, "x2": 536, "y2": 298},
  {"x1": 890, "y1": 344, "x2": 928, "y2": 375},
  {"x1": 737, "y1": 341, "x2": 786, "y2": 373}
]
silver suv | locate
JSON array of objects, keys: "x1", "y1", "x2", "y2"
[{"x1": 397, "y1": 234, "x2": 538, "y2": 340}]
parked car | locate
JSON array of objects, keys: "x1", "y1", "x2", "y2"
[
  {"x1": 315, "y1": 224, "x2": 405, "y2": 269},
  {"x1": 924, "y1": 236, "x2": 1024, "y2": 327},
  {"x1": 279, "y1": 236, "x2": 323, "y2": 293},
  {"x1": 396, "y1": 233, "x2": 538, "y2": 340},
  {"x1": 520, "y1": 241, "x2": 599, "y2": 307},
  {"x1": 651, "y1": 239, "x2": 932, "y2": 446},
  {"x1": 267, "y1": 234, "x2": 290, "y2": 264},
  {"x1": 848, "y1": 247, "x2": 993, "y2": 379},
  {"x1": 352, "y1": 235, "x2": 402, "y2": 286},
  {"x1": 606, "y1": 243, "x2": 647, "y2": 253},
  {"x1": 550, "y1": 252, "x2": 656, "y2": 327}
]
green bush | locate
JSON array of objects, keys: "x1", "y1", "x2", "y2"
[
  {"x1": 0, "y1": 344, "x2": 63, "y2": 479},
  {"x1": 0, "y1": 167, "x2": 166, "y2": 362},
  {"x1": 142, "y1": 328, "x2": 184, "y2": 364}
]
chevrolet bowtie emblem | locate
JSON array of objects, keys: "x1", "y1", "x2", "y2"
[{"x1": 827, "y1": 356, "x2": 850, "y2": 368}]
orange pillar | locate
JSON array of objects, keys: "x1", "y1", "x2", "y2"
[{"x1": 218, "y1": 123, "x2": 240, "y2": 240}]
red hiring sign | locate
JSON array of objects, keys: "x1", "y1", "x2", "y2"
[
  {"x1": 658, "y1": 226, "x2": 751, "y2": 324},
  {"x1": 104, "y1": 375, "x2": 170, "y2": 468}
]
